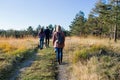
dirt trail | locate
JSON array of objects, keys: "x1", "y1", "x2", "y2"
[
  {"x1": 57, "y1": 53, "x2": 70, "y2": 80},
  {"x1": 9, "y1": 53, "x2": 37, "y2": 80},
  {"x1": 9, "y1": 40, "x2": 70, "y2": 80},
  {"x1": 57, "y1": 38, "x2": 72, "y2": 80},
  {"x1": 9, "y1": 52, "x2": 69, "y2": 80}
]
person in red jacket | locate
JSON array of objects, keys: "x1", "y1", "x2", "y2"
[{"x1": 52, "y1": 25, "x2": 65, "y2": 64}]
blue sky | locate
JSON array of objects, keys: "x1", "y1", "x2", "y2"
[{"x1": 0, "y1": 0, "x2": 97, "y2": 30}]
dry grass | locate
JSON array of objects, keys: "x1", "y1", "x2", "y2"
[
  {"x1": 65, "y1": 36, "x2": 120, "y2": 52},
  {"x1": 0, "y1": 37, "x2": 38, "y2": 80},
  {"x1": 64, "y1": 36, "x2": 120, "y2": 80},
  {"x1": 0, "y1": 37, "x2": 38, "y2": 66},
  {"x1": 70, "y1": 57, "x2": 101, "y2": 80},
  {"x1": 0, "y1": 38, "x2": 38, "y2": 53}
]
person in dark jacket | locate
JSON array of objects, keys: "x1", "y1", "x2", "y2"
[{"x1": 44, "y1": 27, "x2": 50, "y2": 47}]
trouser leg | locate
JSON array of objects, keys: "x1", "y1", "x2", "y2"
[
  {"x1": 59, "y1": 48, "x2": 63, "y2": 63},
  {"x1": 55, "y1": 48, "x2": 63, "y2": 64},
  {"x1": 45, "y1": 38, "x2": 47, "y2": 47},
  {"x1": 41, "y1": 40, "x2": 44, "y2": 48},
  {"x1": 46, "y1": 38, "x2": 49, "y2": 47},
  {"x1": 47, "y1": 38, "x2": 49, "y2": 47},
  {"x1": 40, "y1": 39, "x2": 44, "y2": 49},
  {"x1": 39, "y1": 39, "x2": 41, "y2": 48},
  {"x1": 55, "y1": 48, "x2": 59, "y2": 61}
]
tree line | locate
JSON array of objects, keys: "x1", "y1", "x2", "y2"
[
  {"x1": 69, "y1": 0, "x2": 120, "y2": 41},
  {"x1": 0, "y1": 24, "x2": 70, "y2": 38},
  {"x1": 0, "y1": 25, "x2": 51, "y2": 38},
  {"x1": 1, "y1": 0, "x2": 119, "y2": 40}
]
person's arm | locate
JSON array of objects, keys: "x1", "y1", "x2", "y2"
[
  {"x1": 52, "y1": 32, "x2": 55, "y2": 45},
  {"x1": 38, "y1": 32, "x2": 40, "y2": 38},
  {"x1": 62, "y1": 32, "x2": 65, "y2": 43}
]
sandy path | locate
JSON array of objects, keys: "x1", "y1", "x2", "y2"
[
  {"x1": 57, "y1": 38, "x2": 72, "y2": 80},
  {"x1": 57, "y1": 53, "x2": 70, "y2": 80},
  {"x1": 9, "y1": 53, "x2": 36, "y2": 80}
]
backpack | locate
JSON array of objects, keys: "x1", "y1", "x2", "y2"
[{"x1": 56, "y1": 32, "x2": 64, "y2": 44}]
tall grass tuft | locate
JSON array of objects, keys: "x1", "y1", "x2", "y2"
[
  {"x1": 72, "y1": 45, "x2": 106, "y2": 63},
  {"x1": 70, "y1": 57, "x2": 101, "y2": 80},
  {"x1": 73, "y1": 49, "x2": 89, "y2": 63}
]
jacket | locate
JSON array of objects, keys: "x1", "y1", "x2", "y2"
[{"x1": 52, "y1": 31, "x2": 65, "y2": 48}]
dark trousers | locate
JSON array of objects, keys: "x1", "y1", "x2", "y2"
[
  {"x1": 45, "y1": 37, "x2": 49, "y2": 47},
  {"x1": 55, "y1": 48, "x2": 63, "y2": 62},
  {"x1": 39, "y1": 38, "x2": 44, "y2": 49}
]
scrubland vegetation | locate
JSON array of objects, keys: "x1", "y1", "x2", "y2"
[
  {"x1": 0, "y1": 38, "x2": 38, "y2": 80},
  {"x1": 0, "y1": 0, "x2": 120, "y2": 80},
  {"x1": 3, "y1": 28, "x2": 119, "y2": 80},
  {"x1": 64, "y1": 36, "x2": 120, "y2": 80},
  {"x1": 0, "y1": 36, "x2": 120, "y2": 80},
  {"x1": 0, "y1": 38, "x2": 57, "y2": 80}
]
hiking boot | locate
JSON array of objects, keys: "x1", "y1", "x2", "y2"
[
  {"x1": 61, "y1": 60, "x2": 62, "y2": 63},
  {"x1": 58, "y1": 59, "x2": 61, "y2": 64},
  {"x1": 61, "y1": 58, "x2": 62, "y2": 63},
  {"x1": 54, "y1": 50, "x2": 56, "y2": 53},
  {"x1": 40, "y1": 48, "x2": 43, "y2": 50}
]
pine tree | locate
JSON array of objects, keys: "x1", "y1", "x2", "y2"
[{"x1": 69, "y1": 11, "x2": 86, "y2": 36}]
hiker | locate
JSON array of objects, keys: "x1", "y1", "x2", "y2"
[
  {"x1": 52, "y1": 25, "x2": 56, "y2": 34},
  {"x1": 38, "y1": 28, "x2": 45, "y2": 49},
  {"x1": 52, "y1": 25, "x2": 65, "y2": 64},
  {"x1": 44, "y1": 27, "x2": 50, "y2": 47},
  {"x1": 52, "y1": 25, "x2": 56, "y2": 38}
]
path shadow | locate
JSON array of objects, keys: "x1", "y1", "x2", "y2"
[{"x1": 60, "y1": 62, "x2": 68, "y2": 65}]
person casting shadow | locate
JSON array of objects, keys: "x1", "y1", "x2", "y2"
[
  {"x1": 38, "y1": 28, "x2": 45, "y2": 49},
  {"x1": 52, "y1": 25, "x2": 65, "y2": 64},
  {"x1": 44, "y1": 27, "x2": 50, "y2": 48}
]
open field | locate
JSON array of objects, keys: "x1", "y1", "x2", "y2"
[
  {"x1": 0, "y1": 38, "x2": 38, "y2": 80},
  {"x1": 64, "y1": 36, "x2": 120, "y2": 80},
  {"x1": 0, "y1": 38, "x2": 57, "y2": 80},
  {"x1": 0, "y1": 37, "x2": 120, "y2": 80}
]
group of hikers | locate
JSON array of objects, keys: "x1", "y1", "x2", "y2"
[
  {"x1": 38, "y1": 25, "x2": 65, "y2": 64},
  {"x1": 38, "y1": 26, "x2": 51, "y2": 49}
]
